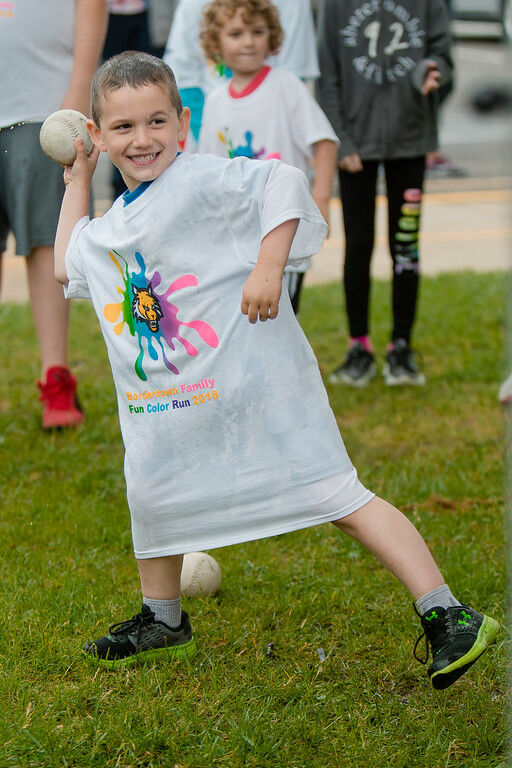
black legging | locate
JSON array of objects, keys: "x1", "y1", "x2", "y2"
[{"x1": 339, "y1": 155, "x2": 425, "y2": 344}]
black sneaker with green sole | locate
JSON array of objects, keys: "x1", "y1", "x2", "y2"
[
  {"x1": 83, "y1": 604, "x2": 197, "y2": 668},
  {"x1": 414, "y1": 604, "x2": 499, "y2": 690}
]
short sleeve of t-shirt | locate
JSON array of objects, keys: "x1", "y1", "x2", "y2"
[
  {"x1": 285, "y1": 73, "x2": 339, "y2": 152},
  {"x1": 222, "y1": 157, "x2": 327, "y2": 269},
  {"x1": 64, "y1": 215, "x2": 92, "y2": 300}
]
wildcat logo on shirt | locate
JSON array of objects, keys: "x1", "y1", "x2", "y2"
[
  {"x1": 132, "y1": 283, "x2": 163, "y2": 332},
  {"x1": 103, "y1": 250, "x2": 219, "y2": 381}
]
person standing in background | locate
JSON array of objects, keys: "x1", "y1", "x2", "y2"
[
  {"x1": 0, "y1": 0, "x2": 107, "y2": 429},
  {"x1": 316, "y1": 0, "x2": 453, "y2": 387},
  {"x1": 198, "y1": 0, "x2": 337, "y2": 314},
  {"x1": 164, "y1": 0, "x2": 319, "y2": 149}
]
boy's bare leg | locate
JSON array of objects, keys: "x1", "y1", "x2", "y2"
[
  {"x1": 137, "y1": 554, "x2": 183, "y2": 600},
  {"x1": 26, "y1": 245, "x2": 69, "y2": 377},
  {"x1": 332, "y1": 496, "x2": 444, "y2": 600}
]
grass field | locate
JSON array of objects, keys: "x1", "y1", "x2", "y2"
[{"x1": 0, "y1": 271, "x2": 508, "y2": 768}]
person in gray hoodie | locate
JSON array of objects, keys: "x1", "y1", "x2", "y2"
[{"x1": 316, "y1": 0, "x2": 452, "y2": 386}]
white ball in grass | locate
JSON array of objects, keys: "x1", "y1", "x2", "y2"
[
  {"x1": 39, "y1": 109, "x2": 93, "y2": 165},
  {"x1": 181, "y1": 552, "x2": 222, "y2": 597}
]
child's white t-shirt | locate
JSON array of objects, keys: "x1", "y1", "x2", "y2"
[
  {"x1": 65, "y1": 153, "x2": 372, "y2": 557},
  {"x1": 199, "y1": 67, "x2": 338, "y2": 179}
]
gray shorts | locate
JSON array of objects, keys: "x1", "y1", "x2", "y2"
[{"x1": 0, "y1": 121, "x2": 66, "y2": 256}]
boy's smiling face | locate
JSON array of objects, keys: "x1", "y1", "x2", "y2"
[
  {"x1": 89, "y1": 83, "x2": 190, "y2": 192},
  {"x1": 217, "y1": 9, "x2": 270, "y2": 78}
]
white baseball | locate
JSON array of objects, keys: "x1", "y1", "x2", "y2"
[
  {"x1": 39, "y1": 109, "x2": 93, "y2": 165},
  {"x1": 181, "y1": 552, "x2": 222, "y2": 597}
]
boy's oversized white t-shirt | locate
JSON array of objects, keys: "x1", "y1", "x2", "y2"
[
  {"x1": 199, "y1": 68, "x2": 338, "y2": 179},
  {"x1": 65, "y1": 154, "x2": 372, "y2": 557}
]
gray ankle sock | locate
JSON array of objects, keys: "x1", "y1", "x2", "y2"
[
  {"x1": 143, "y1": 597, "x2": 182, "y2": 628},
  {"x1": 416, "y1": 584, "x2": 461, "y2": 615}
]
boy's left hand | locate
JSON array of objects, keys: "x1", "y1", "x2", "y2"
[
  {"x1": 312, "y1": 192, "x2": 330, "y2": 232},
  {"x1": 422, "y1": 60, "x2": 441, "y2": 95},
  {"x1": 241, "y1": 263, "x2": 283, "y2": 323}
]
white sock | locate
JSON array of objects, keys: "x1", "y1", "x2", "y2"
[
  {"x1": 143, "y1": 597, "x2": 182, "y2": 628},
  {"x1": 416, "y1": 584, "x2": 461, "y2": 615}
]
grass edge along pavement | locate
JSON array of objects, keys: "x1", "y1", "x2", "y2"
[{"x1": 0, "y1": 271, "x2": 507, "y2": 768}]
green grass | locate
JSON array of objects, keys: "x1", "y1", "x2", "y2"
[{"x1": 0, "y1": 271, "x2": 508, "y2": 768}]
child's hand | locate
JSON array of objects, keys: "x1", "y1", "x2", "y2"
[
  {"x1": 241, "y1": 263, "x2": 283, "y2": 323},
  {"x1": 421, "y1": 60, "x2": 441, "y2": 95},
  {"x1": 339, "y1": 153, "x2": 363, "y2": 173},
  {"x1": 312, "y1": 191, "x2": 330, "y2": 231},
  {"x1": 63, "y1": 137, "x2": 99, "y2": 188}
]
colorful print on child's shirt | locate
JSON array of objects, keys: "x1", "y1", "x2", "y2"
[
  {"x1": 0, "y1": 2, "x2": 14, "y2": 18},
  {"x1": 218, "y1": 129, "x2": 281, "y2": 161},
  {"x1": 103, "y1": 250, "x2": 219, "y2": 381},
  {"x1": 210, "y1": 60, "x2": 233, "y2": 79}
]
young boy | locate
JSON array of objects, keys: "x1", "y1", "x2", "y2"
[
  {"x1": 198, "y1": 0, "x2": 338, "y2": 312},
  {"x1": 55, "y1": 51, "x2": 498, "y2": 688}
]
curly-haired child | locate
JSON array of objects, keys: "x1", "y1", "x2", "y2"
[{"x1": 199, "y1": 0, "x2": 337, "y2": 313}]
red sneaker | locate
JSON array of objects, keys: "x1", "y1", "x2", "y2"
[{"x1": 37, "y1": 366, "x2": 84, "y2": 430}]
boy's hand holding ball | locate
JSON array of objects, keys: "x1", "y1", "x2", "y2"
[
  {"x1": 39, "y1": 109, "x2": 100, "y2": 185},
  {"x1": 40, "y1": 109, "x2": 93, "y2": 165}
]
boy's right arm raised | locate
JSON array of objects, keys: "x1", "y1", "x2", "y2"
[{"x1": 54, "y1": 138, "x2": 99, "y2": 285}]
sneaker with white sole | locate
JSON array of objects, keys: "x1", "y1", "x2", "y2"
[
  {"x1": 83, "y1": 604, "x2": 197, "y2": 668},
  {"x1": 383, "y1": 339, "x2": 425, "y2": 386},
  {"x1": 413, "y1": 604, "x2": 500, "y2": 690},
  {"x1": 330, "y1": 342, "x2": 376, "y2": 387}
]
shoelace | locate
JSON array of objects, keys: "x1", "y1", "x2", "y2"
[
  {"x1": 109, "y1": 610, "x2": 155, "y2": 646},
  {"x1": 347, "y1": 344, "x2": 371, "y2": 362},
  {"x1": 412, "y1": 602, "x2": 441, "y2": 665},
  {"x1": 389, "y1": 343, "x2": 424, "y2": 373},
  {"x1": 39, "y1": 370, "x2": 77, "y2": 406}
]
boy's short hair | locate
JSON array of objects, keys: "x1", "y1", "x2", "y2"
[
  {"x1": 201, "y1": 0, "x2": 283, "y2": 62},
  {"x1": 91, "y1": 51, "x2": 183, "y2": 126}
]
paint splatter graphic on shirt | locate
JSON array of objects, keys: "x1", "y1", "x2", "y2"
[
  {"x1": 218, "y1": 129, "x2": 281, "y2": 161},
  {"x1": 0, "y1": 2, "x2": 14, "y2": 18},
  {"x1": 211, "y1": 60, "x2": 233, "y2": 79},
  {"x1": 103, "y1": 250, "x2": 219, "y2": 381}
]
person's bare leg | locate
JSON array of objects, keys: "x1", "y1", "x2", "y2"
[
  {"x1": 26, "y1": 245, "x2": 69, "y2": 377},
  {"x1": 332, "y1": 496, "x2": 444, "y2": 600},
  {"x1": 137, "y1": 554, "x2": 183, "y2": 600}
]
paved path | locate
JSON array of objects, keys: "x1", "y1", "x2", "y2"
[{"x1": 1, "y1": 178, "x2": 511, "y2": 303}]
